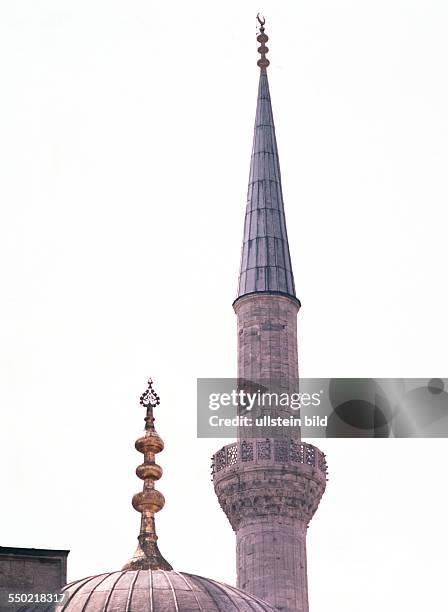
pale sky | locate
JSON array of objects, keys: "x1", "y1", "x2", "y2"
[{"x1": 0, "y1": 2, "x2": 447, "y2": 612}]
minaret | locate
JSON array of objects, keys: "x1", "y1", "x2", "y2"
[{"x1": 212, "y1": 16, "x2": 327, "y2": 612}]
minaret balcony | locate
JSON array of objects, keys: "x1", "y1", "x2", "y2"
[
  {"x1": 212, "y1": 438, "x2": 327, "y2": 530},
  {"x1": 212, "y1": 439, "x2": 327, "y2": 478}
]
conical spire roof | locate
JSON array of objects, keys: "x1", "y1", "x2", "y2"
[{"x1": 236, "y1": 21, "x2": 297, "y2": 302}]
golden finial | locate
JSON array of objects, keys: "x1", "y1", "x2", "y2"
[
  {"x1": 256, "y1": 13, "x2": 270, "y2": 72},
  {"x1": 122, "y1": 378, "x2": 172, "y2": 571}
]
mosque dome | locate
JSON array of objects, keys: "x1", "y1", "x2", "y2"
[
  {"x1": 20, "y1": 569, "x2": 276, "y2": 611},
  {"x1": 17, "y1": 380, "x2": 276, "y2": 612}
]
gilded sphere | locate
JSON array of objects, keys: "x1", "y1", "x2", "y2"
[
  {"x1": 136, "y1": 463, "x2": 163, "y2": 481},
  {"x1": 135, "y1": 433, "x2": 164, "y2": 454},
  {"x1": 132, "y1": 489, "x2": 165, "y2": 513}
]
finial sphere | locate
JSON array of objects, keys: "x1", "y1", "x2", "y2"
[
  {"x1": 132, "y1": 489, "x2": 165, "y2": 514},
  {"x1": 137, "y1": 463, "x2": 163, "y2": 480},
  {"x1": 135, "y1": 432, "x2": 164, "y2": 454}
]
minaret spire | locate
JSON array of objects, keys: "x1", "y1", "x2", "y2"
[
  {"x1": 123, "y1": 378, "x2": 172, "y2": 571},
  {"x1": 237, "y1": 15, "x2": 297, "y2": 303}
]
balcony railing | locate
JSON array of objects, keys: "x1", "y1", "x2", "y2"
[{"x1": 212, "y1": 439, "x2": 327, "y2": 476}]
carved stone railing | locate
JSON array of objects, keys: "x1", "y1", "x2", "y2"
[{"x1": 211, "y1": 439, "x2": 327, "y2": 477}]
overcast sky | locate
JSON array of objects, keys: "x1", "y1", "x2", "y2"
[{"x1": 1, "y1": 2, "x2": 447, "y2": 612}]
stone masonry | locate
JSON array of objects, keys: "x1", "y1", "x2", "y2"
[
  {"x1": 213, "y1": 438, "x2": 326, "y2": 612},
  {"x1": 235, "y1": 293, "x2": 300, "y2": 386},
  {"x1": 0, "y1": 547, "x2": 68, "y2": 612},
  {"x1": 213, "y1": 293, "x2": 327, "y2": 611}
]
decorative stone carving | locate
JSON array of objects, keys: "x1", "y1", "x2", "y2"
[
  {"x1": 274, "y1": 438, "x2": 288, "y2": 462},
  {"x1": 212, "y1": 439, "x2": 327, "y2": 475},
  {"x1": 257, "y1": 439, "x2": 271, "y2": 460},
  {"x1": 212, "y1": 438, "x2": 327, "y2": 531},
  {"x1": 241, "y1": 440, "x2": 254, "y2": 461}
]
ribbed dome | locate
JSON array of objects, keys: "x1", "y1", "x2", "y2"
[{"x1": 19, "y1": 569, "x2": 276, "y2": 612}]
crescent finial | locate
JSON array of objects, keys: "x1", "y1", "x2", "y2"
[{"x1": 256, "y1": 14, "x2": 270, "y2": 72}]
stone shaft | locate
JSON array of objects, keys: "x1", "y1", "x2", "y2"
[
  {"x1": 213, "y1": 294, "x2": 327, "y2": 612},
  {"x1": 235, "y1": 293, "x2": 300, "y2": 387},
  {"x1": 213, "y1": 437, "x2": 327, "y2": 612},
  {"x1": 237, "y1": 516, "x2": 308, "y2": 610}
]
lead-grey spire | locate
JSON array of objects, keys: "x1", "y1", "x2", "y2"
[{"x1": 236, "y1": 16, "x2": 297, "y2": 302}]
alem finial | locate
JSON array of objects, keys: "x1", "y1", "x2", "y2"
[
  {"x1": 256, "y1": 13, "x2": 270, "y2": 72},
  {"x1": 122, "y1": 378, "x2": 172, "y2": 571}
]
